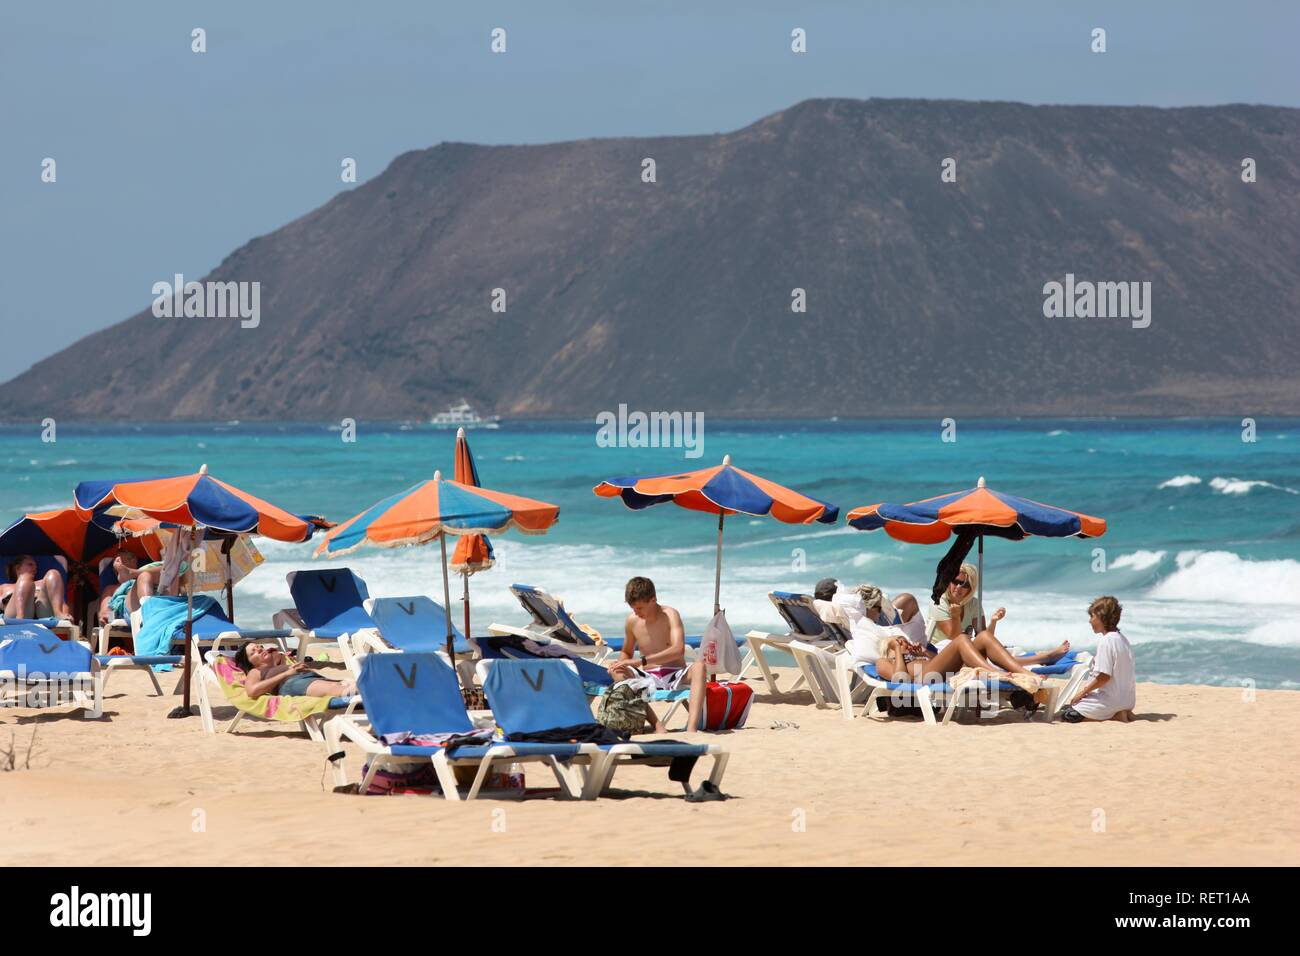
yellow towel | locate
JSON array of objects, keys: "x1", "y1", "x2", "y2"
[{"x1": 211, "y1": 657, "x2": 334, "y2": 722}]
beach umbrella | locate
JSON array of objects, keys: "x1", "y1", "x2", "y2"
[
  {"x1": 594, "y1": 454, "x2": 839, "y2": 623},
  {"x1": 0, "y1": 507, "x2": 160, "y2": 621},
  {"x1": 73, "y1": 466, "x2": 317, "y2": 718},
  {"x1": 847, "y1": 476, "x2": 1106, "y2": 627},
  {"x1": 314, "y1": 471, "x2": 559, "y2": 683},
  {"x1": 449, "y1": 426, "x2": 495, "y2": 639}
]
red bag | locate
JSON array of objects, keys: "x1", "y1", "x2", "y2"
[{"x1": 697, "y1": 680, "x2": 754, "y2": 731}]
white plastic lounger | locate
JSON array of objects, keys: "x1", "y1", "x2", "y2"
[
  {"x1": 741, "y1": 591, "x2": 850, "y2": 693},
  {"x1": 325, "y1": 653, "x2": 593, "y2": 800},
  {"x1": 487, "y1": 584, "x2": 609, "y2": 660},
  {"x1": 191, "y1": 632, "x2": 358, "y2": 740},
  {"x1": 834, "y1": 649, "x2": 1093, "y2": 724}
]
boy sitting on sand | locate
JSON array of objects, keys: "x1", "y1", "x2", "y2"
[
  {"x1": 1058, "y1": 595, "x2": 1135, "y2": 723},
  {"x1": 609, "y1": 576, "x2": 707, "y2": 733}
]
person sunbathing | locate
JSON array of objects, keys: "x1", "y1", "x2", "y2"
[
  {"x1": 609, "y1": 576, "x2": 707, "y2": 733},
  {"x1": 875, "y1": 605, "x2": 1041, "y2": 683},
  {"x1": 926, "y1": 563, "x2": 1070, "y2": 666},
  {"x1": 234, "y1": 642, "x2": 356, "y2": 699},
  {"x1": 1, "y1": 554, "x2": 71, "y2": 620},
  {"x1": 95, "y1": 552, "x2": 161, "y2": 626}
]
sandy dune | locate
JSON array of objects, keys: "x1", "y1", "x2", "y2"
[{"x1": 2, "y1": 665, "x2": 1297, "y2": 866}]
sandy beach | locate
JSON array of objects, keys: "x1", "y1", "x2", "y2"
[{"x1": 3, "y1": 664, "x2": 1297, "y2": 867}]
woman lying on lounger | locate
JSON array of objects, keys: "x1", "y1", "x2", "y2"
[{"x1": 235, "y1": 642, "x2": 356, "y2": 699}]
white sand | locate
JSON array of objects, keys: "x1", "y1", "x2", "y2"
[{"x1": 2, "y1": 666, "x2": 1297, "y2": 866}]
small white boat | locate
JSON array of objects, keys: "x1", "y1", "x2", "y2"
[{"x1": 430, "y1": 400, "x2": 500, "y2": 429}]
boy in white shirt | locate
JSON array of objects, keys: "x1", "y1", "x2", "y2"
[{"x1": 1059, "y1": 595, "x2": 1136, "y2": 723}]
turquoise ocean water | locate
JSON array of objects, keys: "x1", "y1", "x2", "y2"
[{"x1": 2, "y1": 419, "x2": 1298, "y2": 689}]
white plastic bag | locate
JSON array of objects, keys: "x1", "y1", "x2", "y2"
[{"x1": 699, "y1": 609, "x2": 743, "y2": 676}]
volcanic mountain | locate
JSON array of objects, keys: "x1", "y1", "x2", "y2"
[{"x1": 3, "y1": 97, "x2": 1298, "y2": 420}]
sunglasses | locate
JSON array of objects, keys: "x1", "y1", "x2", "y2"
[{"x1": 952, "y1": 579, "x2": 970, "y2": 588}]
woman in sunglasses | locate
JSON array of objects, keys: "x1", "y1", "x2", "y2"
[{"x1": 924, "y1": 561, "x2": 1070, "y2": 666}]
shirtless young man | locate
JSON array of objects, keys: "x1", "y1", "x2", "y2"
[{"x1": 610, "y1": 576, "x2": 707, "y2": 733}]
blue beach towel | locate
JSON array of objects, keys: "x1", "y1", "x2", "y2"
[{"x1": 135, "y1": 595, "x2": 226, "y2": 658}]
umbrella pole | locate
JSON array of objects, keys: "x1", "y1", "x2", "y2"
[
  {"x1": 223, "y1": 538, "x2": 235, "y2": 622},
  {"x1": 439, "y1": 534, "x2": 459, "y2": 689},
  {"x1": 169, "y1": 527, "x2": 196, "y2": 719},
  {"x1": 713, "y1": 512, "x2": 726, "y2": 615},
  {"x1": 977, "y1": 533, "x2": 985, "y2": 632},
  {"x1": 462, "y1": 570, "x2": 471, "y2": 641}
]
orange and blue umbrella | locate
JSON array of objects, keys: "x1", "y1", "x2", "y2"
[
  {"x1": 595, "y1": 454, "x2": 838, "y2": 614},
  {"x1": 0, "y1": 507, "x2": 160, "y2": 620},
  {"x1": 847, "y1": 477, "x2": 1105, "y2": 542},
  {"x1": 73, "y1": 465, "x2": 319, "y2": 718},
  {"x1": 848, "y1": 476, "x2": 1106, "y2": 622},
  {"x1": 0, "y1": 507, "x2": 158, "y2": 565},
  {"x1": 315, "y1": 470, "x2": 559, "y2": 672},
  {"x1": 74, "y1": 465, "x2": 314, "y2": 543}
]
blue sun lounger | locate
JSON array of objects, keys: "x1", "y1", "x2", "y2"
[
  {"x1": 837, "y1": 649, "x2": 1090, "y2": 725},
  {"x1": 278, "y1": 568, "x2": 379, "y2": 660},
  {"x1": 0, "y1": 624, "x2": 102, "y2": 718},
  {"x1": 480, "y1": 658, "x2": 728, "y2": 800},
  {"x1": 364, "y1": 595, "x2": 474, "y2": 655},
  {"x1": 324, "y1": 652, "x2": 595, "y2": 800}
]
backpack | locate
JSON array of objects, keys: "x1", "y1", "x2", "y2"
[{"x1": 597, "y1": 682, "x2": 650, "y2": 734}]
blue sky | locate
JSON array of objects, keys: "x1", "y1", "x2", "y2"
[{"x1": 2, "y1": 0, "x2": 1296, "y2": 382}]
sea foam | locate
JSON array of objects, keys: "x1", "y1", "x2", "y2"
[{"x1": 1149, "y1": 551, "x2": 1300, "y2": 606}]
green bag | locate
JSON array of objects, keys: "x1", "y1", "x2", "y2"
[{"x1": 597, "y1": 682, "x2": 649, "y2": 734}]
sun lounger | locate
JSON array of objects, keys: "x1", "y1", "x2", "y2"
[
  {"x1": 324, "y1": 652, "x2": 593, "y2": 800},
  {"x1": 274, "y1": 568, "x2": 378, "y2": 661},
  {"x1": 192, "y1": 631, "x2": 357, "y2": 739},
  {"x1": 2, "y1": 617, "x2": 81, "y2": 644},
  {"x1": 364, "y1": 595, "x2": 474, "y2": 655},
  {"x1": 0, "y1": 623, "x2": 102, "y2": 718},
  {"x1": 487, "y1": 584, "x2": 608, "y2": 659},
  {"x1": 472, "y1": 648, "x2": 692, "y2": 729},
  {"x1": 478, "y1": 658, "x2": 728, "y2": 800},
  {"x1": 833, "y1": 649, "x2": 1093, "y2": 724},
  {"x1": 741, "y1": 591, "x2": 850, "y2": 693}
]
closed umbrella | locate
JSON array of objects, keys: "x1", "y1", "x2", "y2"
[{"x1": 450, "y1": 426, "x2": 495, "y2": 640}]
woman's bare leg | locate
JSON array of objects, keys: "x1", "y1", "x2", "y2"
[
  {"x1": 918, "y1": 635, "x2": 991, "y2": 677},
  {"x1": 41, "y1": 570, "x2": 69, "y2": 619},
  {"x1": 6, "y1": 574, "x2": 36, "y2": 618},
  {"x1": 971, "y1": 632, "x2": 1035, "y2": 674},
  {"x1": 303, "y1": 678, "x2": 356, "y2": 697},
  {"x1": 1009, "y1": 640, "x2": 1070, "y2": 666}
]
